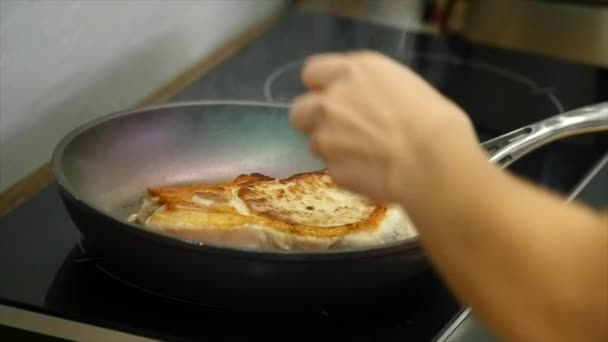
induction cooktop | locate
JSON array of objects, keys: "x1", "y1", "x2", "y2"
[{"x1": 1, "y1": 11, "x2": 607, "y2": 342}]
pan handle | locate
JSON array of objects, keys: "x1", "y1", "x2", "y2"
[{"x1": 481, "y1": 102, "x2": 608, "y2": 168}]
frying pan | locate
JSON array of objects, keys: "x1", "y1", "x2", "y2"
[{"x1": 51, "y1": 100, "x2": 608, "y2": 309}]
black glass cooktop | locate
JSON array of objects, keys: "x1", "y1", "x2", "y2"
[{"x1": 1, "y1": 11, "x2": 607, "y2": 342}]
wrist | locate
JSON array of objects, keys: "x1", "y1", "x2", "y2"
[{"x1": 392, "y1": 128, "x2": 492, "y2": 225}]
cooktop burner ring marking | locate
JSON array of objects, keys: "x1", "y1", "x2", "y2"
[
  {"x1": 94, "y1": 264, "x2": 331, "y2": 314},
  {"x1": 78, "y1": 237, "x2": 87, "y2": 254},
  {"x1": 263, "y1": 59, "x2": 304, "y2": 103},
  {"x1": 73, "y1": 257, "x2": 103, "y2": 263},
  {"x1": 463, "y1": 58, "x2": 564, "y2": 112},
  {"x1": 95, "y1": 264, "x2": 213, "y2": 307},
  {"x1": 263, "y1": 53, "x2": 564, "y2": 113}
]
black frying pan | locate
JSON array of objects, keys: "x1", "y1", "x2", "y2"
[{"x1": 51, "y1": 100, "x2": 608, "y2": 309}]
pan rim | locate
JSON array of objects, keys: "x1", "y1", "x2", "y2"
[{"x1": 51, "y1": 100, "x2": 421, "y2": 260}]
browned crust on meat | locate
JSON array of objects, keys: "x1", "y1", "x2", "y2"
[
  {"x1": 147, "y1": 173, "x2": 268, "y2": 212},
  {"x1": 142, "y1": 170, "x2": 388, "y2": 239}
]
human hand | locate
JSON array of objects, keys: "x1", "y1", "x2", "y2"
[
  {"x1": 290, "y1": 52, "x2": 608, "y2": 342},
  {"x1": 289, "y1": 51, "x2": 480, "y2": 203}
]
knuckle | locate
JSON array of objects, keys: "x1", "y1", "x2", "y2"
[
  {"x1": 290, "y1": 93, "x2": 307, "y2": 109},
  {"x1": 315, "y1": 95, "x2": 328, "y2": 112},
  {"x1": 301, "y1": 58, "x2": 317, "y2": 83},
  {"x1": 315, "y1": 95, "x2": 336, "y2": 120},
  {"x1": 324, "y1": 84, "x2": 351, "y2": 110},
  {"x1": 351, "y1": 50, "x2": 383, "y2": 62},
  {"x1": 289, "y1": 94, "x2": 321, "y2": 132},
  {"x1": 340, "y1": 58, "x2": 356, "y2": 77}
]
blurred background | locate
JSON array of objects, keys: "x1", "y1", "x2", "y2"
[
  {"x1": 0, "y1": 0, "x2": 285, "y2": 194},
  {"x1": 0, "y1": 1, "x2": 607, "y2": 341},
  {"x1": 1, "y1": 0, "x2": 607, "y2": 202}
]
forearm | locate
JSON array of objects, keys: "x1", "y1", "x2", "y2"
[
  {"x1": 401, "y1": 139, "x2": 608, "y2": 341},
  {"x1": 290, "y1": 50, "x2": 606, "y2": 340}
]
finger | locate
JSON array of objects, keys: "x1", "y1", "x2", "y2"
[
  {"x1": 301, "y1": 53, "x2": 349, "y2": 89},
  {"x1": 289, "y1": 93, "x2": 325, "y2": 133},
  {"x1": 309, "y1": 128, "x2": 326, "y2": 159},
  {"x1": 312, "y1": 129, "x2": 373, "y2": 160},
  {"x1": 309, "y1": 126, "x2": 348, "y2": 161},
  {"x1": 325, "y1": 159, "x2": 366, "y2": 193}
]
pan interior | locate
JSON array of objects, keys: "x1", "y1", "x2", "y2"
[
  {"x1": 55, "y1": 102, "x2": 323, "y2": 215},
  {"x1": 53, "y1": 101, "x2": 415, "y2": 253}
]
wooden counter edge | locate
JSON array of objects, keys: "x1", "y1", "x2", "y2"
[{"x1": 0, "y1": 8, "x2": 286, "y2": 217}]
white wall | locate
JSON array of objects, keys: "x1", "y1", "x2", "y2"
[{"x1": 0, "y1": 0, "x2": 284, "y2": 191}]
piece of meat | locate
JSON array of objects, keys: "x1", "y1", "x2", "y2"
[{"x1": 128, "y1": 170, "x2": 417, "y2": 250}]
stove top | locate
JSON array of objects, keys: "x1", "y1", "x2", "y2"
[{"x1": 1, "y1": 11, "x2": 607, "y2": 342}]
